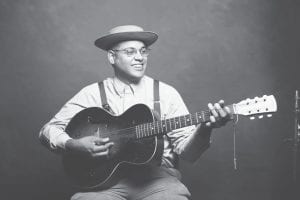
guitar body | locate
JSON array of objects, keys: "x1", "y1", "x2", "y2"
[{"x1": 63, "y1": 104, "x2": 163, "y2": 190}]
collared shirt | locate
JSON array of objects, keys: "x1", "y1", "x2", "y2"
[{"x1": 39, "y1": 75, "x2": 210, "y2": 166}]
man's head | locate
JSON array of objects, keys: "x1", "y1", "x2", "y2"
[
  {"x1": 94, "y1": 25, "x2": 158, "y2": 82},
  {"x1": 107, "y1": 40, "x2": 149, "y2": 82}
]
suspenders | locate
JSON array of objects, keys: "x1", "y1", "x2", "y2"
[
  {"x1": 98, "y1": 79, "x2": 161, "y2": 117},
  {"x1": 98, "y1": 81, "x2": 115, "y2": 114},
  {"x1": 98, "y1": 79, "x2": 178, "y2": 168},
  {"x1": 153, "y1": 79, "x2": 161, "y2": 119}
]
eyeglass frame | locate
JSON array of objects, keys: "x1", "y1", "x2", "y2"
[{"x1": 111, "y1": 47, "x2": 151, "y2": 57}]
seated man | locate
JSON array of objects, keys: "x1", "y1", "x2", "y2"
[{"x1": 39, "y1": 25, "x2": 231, "y2": 200}]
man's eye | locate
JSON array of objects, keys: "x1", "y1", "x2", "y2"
[{"x1": 125, "y1": 50, "x2": 135, "y2": 55}]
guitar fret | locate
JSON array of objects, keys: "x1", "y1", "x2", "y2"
[
  {"x1": 196, "y1": 112, "x2": 199, "y2": 124},
  {"x1": 194, "y1": 113, "x2": 197, "y2": 124},
  {"x1": 151, "y1": 123, "x2": 154, "y2": 136},
  {"x1": 184, "y1": 115, "x2": 187, "y2": 127},
  {"x1": 158, "y1": 121, "x2": 160, "y2": 134},
  {"x1": 147, "y1": 123, "x2": 149, "y2": 136},
  {"x1": 179, "y1": 116, "x2": 182, "y2": 128},
  {"x1": 158, "y1": 121, "x2": 161, "y2": 134},
  {"x1": 167, "y1": 119, "x2": 170, "y2": 132},
  {"x1": 138, "y1": 125, "x2": 141, "y2": 139},
  {"x1": 186, "y1": 114, "x2": 190, "y2": 126},
  {"x1": 140, "y1": 124, "x2": 142, "y2": 138},
  {"x1": 201, "y1": 112, "x2": 206, "y2": 122},
  {"x1": 172, "y1": 118, "x2": 175, "y2": 130}
]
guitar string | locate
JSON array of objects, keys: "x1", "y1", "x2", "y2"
[
  {"x1": 100, "y1": 112, "x2": 210, "y2": 137},
  {"x1": 98, "y1": 101, "x2": 271, "y2": 137}
]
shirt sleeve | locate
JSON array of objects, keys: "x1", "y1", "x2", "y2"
[
  {"x1": 164, "y1": 87, "x2": 211, "y2": 157},
  {"x1": 39, "y1": 84, "x2": 100, "y2": 153}
]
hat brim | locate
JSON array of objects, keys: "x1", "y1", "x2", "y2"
[{"x1": 95, "y1": 31, "x2": 158, "y2": 51}]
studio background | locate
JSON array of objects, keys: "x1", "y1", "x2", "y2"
[{"x1": 0, "y1": 0, "x2": 299, "y2": 199}]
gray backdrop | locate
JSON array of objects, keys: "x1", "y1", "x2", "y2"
[{"x1": 0, "y1": 0, "x2": 299, "y2": 199}]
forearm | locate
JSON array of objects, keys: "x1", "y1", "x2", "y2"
[
  {"x1": 39, "y1": 85, "x2": 99, "y2": 152},
  {"x1": 39, "y1": 123, "x2": 72, "y2": 153},
  {"x1": 179, "y1": 124, "x2": 212, "y2": 163}
]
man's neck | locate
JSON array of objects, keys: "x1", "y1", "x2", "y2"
[{"x1": 115, "y1": 74, "x2": 143, "y2": 85}]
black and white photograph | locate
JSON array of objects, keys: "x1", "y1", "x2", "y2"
[{"x1": 0, "y1": 0, "x2": 299, "y2": 199}]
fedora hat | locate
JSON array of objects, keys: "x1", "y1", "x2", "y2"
[{"x1": 95, "y1": 25, "x2": 158, "y2": 51}]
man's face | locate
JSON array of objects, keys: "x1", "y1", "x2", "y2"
[{"x1": 110, "y1": 40, "x2": 149, "y2": 82}]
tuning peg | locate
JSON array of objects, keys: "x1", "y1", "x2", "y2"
[
  {"x1": 250, "y1": 116, "x2": 255, "y2": 120},
  {"x1": 258, "y1": 115, "x2": 264, "y2": 119},
  {"x1": 267, "y1": 114, "x2": 272, "y2": 118}
]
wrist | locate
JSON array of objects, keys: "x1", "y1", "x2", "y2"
[
  {"x1": 65, "y1": 138, "x2": 76, "y2": 152},
  {"x1": 196, "y1": 124, "x2": 212, "y2": 138}
]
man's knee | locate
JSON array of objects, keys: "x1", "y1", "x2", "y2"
[
  {"x1": 71, "y1": 191, "x2": 127, "y2": 200},
  {"x1": 137, "y1": 178, "x2": 191, "y2": 200}
]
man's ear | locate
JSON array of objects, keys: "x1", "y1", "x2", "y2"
[{"x1": 107, "y1": 50, "x2": 115, "y2": 65}]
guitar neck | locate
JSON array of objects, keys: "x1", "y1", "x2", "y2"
[{"x1": 134, "y1": 104, "x2": 234, "y2": 139}]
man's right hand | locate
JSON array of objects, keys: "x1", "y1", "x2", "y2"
[{"x1": 65, "y1": 136, "x2": 114, "y2": 158}]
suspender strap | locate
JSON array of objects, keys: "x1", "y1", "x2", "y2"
[
  {"x1": 153, "y1": 79, "x2": 161, "y2": 117},
  {"x1": 98, "y1": 80, "x2": 159, "y2": 115},
  {"x1": 98, "y1": 81, "x2": 114, "y2": 114},
  {"x1": 153, "y1": 79, "x2": 179, "y2": 168}
]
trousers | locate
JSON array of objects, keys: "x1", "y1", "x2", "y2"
[{"x1": 71, "y1": 166, "x2": 191, "y2": 200}]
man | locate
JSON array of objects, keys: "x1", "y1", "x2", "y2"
[{"x1": 39, "y1": 25, "x2": 231, "y2": 200}]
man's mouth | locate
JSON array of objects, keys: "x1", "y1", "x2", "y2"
[{"x1": 132, "y1": 64, "x2": 144, "y2": 70}]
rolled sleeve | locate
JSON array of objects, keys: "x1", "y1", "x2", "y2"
[{"x1": 39, "y1": 84, "x2": 100, "y2": 152}]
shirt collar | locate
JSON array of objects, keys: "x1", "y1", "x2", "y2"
[{"x1": 112, "y1": 76, "x2": 146, "y2": 96}]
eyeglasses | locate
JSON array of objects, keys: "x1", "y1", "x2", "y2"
[{"x1": 112, "y1": 47, "x2": 151, "y2": 57}]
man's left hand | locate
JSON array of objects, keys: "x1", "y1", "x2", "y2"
[{"x1": 205, "y1": 99, "x2": 232, "y2": 128}]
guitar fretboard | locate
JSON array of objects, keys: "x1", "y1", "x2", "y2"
[{"x1": 134, "y1": 104, "x2": 234, "y2": 139}]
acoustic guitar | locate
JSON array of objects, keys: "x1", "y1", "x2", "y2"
[{"x1": 63, "y1": 95, "x2": 277, "y2": 190}]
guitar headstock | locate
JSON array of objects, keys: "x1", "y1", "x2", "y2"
[{"x1": 232, "y1": 95, "x2": 277, "y2": 120}]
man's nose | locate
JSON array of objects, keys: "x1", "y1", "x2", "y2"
[{"x1": 134, "y1": 51, "x2": 144, "y2": 60}]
